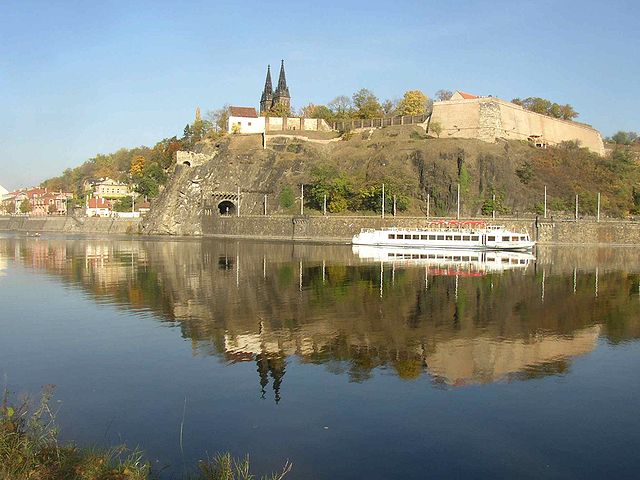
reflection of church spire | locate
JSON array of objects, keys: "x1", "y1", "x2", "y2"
[
  {"x1": 256, "y1": 353, "x2": 270, "y2": 399},
  {"x1": 255, "y1": 352, "x2": 286, "y2": 403}
]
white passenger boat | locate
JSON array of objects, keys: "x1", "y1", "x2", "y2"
[
  {"x1": 352, "y1": 221, "x2": 534, "y2": 251},
  {"x1": 353, "y1": 245, "x2": 535, "y2": 274}
]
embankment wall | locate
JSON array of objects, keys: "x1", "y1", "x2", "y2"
[
  {"x1": 0, "y1": 216, "x2": 141, "y2": 234},
  {"x1": 202, "y1": 215, "x2": 640, "y2": 245}
]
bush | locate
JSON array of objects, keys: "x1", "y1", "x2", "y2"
[{"x1": 279, "y1": 186, "x2": 295, "y2": 209}]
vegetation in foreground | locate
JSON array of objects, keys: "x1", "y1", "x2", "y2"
[{"x1": 1, "y1": 387, "x2": 291, "y2": 480}]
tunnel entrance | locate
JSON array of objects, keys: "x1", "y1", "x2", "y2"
[
  {"x1": 218, "y1": 200, "x2": 236, "y2": 216},
  {"x1": 182, "y1": 160, "x2": 191, "y2": 167}
]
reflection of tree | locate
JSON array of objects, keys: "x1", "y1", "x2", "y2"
[{"x1": 3, "y1": 237, "x2": 640, "y2": 391}]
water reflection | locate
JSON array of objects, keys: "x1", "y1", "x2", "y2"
[{"x1": 2, "y1": 235, "x2": 640, "y2": 397}]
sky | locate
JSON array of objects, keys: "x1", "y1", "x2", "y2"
[{"x1": 1, "y1": 0, "x2": 639, "y2": 190}]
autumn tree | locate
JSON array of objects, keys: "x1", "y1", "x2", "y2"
[
  {"x1": 352, "y1": 88, "x2": 381, "y2": 119},
  {"x1": 207, "y1": 105, "x2": 230, "y2": 132},
  {"x1": 300, "y1": 104, "x2": 333, "y2": 120},
  {"x1": 129, "y1": 155, "x2": 146, "y2": 178},
  {"x1": 397, "y1": 90, "x2": 429, "y2": 116},
  {"x1": 435, "y1": 89, "x2": 453, "y2": 101}
]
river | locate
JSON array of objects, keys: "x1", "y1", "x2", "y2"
[{"x1": 1, "y1": 233, "x2": 639, "y2": 479}]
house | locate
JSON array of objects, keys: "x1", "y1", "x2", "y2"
[
  {"x1": 227, "y1": 106, "x2": 266, "y2": 134},
  {"x1": 86, "y1": 196, "x2": 112, "y2": 217},
  {"x1": 450, "y1": 91, "x2": 480, "y2": 101},
  {"x1": 93, "y1": 178, "x2": 130, "y2": 197},
  {"x1": 3, "y1": 187, "x2": 73, "y2": 216}
]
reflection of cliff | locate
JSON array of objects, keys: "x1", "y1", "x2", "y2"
[
  {"x1": 2, "y1": 236, "x2": 640, "y2": 396},
  {"x1": 426, "y1": 326, "x2": 601, "y2": 386}
]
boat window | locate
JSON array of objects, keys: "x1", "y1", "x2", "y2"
[
  {"x1": 437, "y1": 235, "x2": 444, "y2": 241},
  {"x1": 521, "y1": 236, "x2": 526, "y2": 241},
  {"x1": 428, "y1": 235, "x2": 436, "y2": 240},
  {"x1": 413, "y1": 235, "x2": 420, "y2": 240},
  {"x1": 397, "y1": 234, "x2": 403, "y2": 239},
  {"x1": 488, "y1": 236, "x2": 496, "y2": 241},
  {"x1": 463, "y1": 235, "x2": 471, "y2": 241},
  {"x1": 502, "y1": 236, "x2": 510, "y2": 242},
  {"x1": 420, "y1": 254, "x2": 427, "y2": 259},
  {"x1": 421, "y1": 235, "x2": 428, "y2": 240},
  {"x1": 445, "y1": 235, "x2": 453, "y2": 241},
  {"x1": 453, "y1": 235, "x2": 461, "y2": 241},
  {"x1": 471, "y1": 236, "x2": 479, "y2": 241},
  {"x1": 388, "y1": 234, "x2": 395, "y2": 239},
  {"x1": 502, "y1": 258, "x2": 509, "y2": 263},
  {"x1": 428, "y1": 254, "x2": 435, "y2": 259},
  {"x1": 512, "y1": 236, "x2": 519, "y2": 241}
]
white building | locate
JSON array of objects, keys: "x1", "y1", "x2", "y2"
[
  {"x1": 227, "y1": 106, "x2": 265, "y2": 134},
  {"x1": 0, "y1": 184, "x2": 8, "y2": 198},
  {"x1": 94, "y1": 178, "x2": 130, "y2": 197}
]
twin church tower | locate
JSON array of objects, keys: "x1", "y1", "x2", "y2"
[{"x1": 259, "y1": 60, "x2": 290, "y2": 115}]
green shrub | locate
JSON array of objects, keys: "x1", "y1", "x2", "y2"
[{"x1": 279, "y1": 186, "x2": 295, "y2": 209}]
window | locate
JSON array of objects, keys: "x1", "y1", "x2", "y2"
[
  {"x1": 421, "y1": 235, "x2": 428, "y2": 240},
  {"x1": 397, "y1": 234, "x2": 404, "y2": 239},
  {"x1": 512, "y1": 236, "x2": 519, "y2": 241},
  {"x1": 388, "y1": 234, "x2": 395, "y2": 239},
  {"x1": 413, "y1": 234, "x2": 420, "y2": 240},
  {"x1": 463, "y1": 235, "x2": 470, "y2": 241},
  {"x1": 437, "y1": 235, "x2": 444, "y2": 241},
  {"x1": 453, "y1": 235, "x2": 461, "y2": 241},
  {"x1": 471, "y1": 236, "x2": 479, "y2": 241},
  {"x1": 502, "y1": 236, "x2": 510, "y2": 242},
  {"x1": 488, "y1": 236, "x2": 496, "y2": 241},
  {"x1": 445, "y1": 235, "x2": 453, "y2": 241},
  {"x1": 248, "y1": 122, "x2": 252, "y2": 126},
  {"x1": 429, "y1": 235, "x2": 436, "y2": 240}
]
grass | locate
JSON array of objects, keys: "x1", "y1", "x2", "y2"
[{"x1": 1, "y1": 388, "x2": 292, "y2": 480}]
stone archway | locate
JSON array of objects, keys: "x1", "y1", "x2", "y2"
[
  {"x1": 218, "y1": 200, "x2": 236, "y2": 216},
  {"x1": 182, "y1": 160, "x2": 191, "y2": 167}
]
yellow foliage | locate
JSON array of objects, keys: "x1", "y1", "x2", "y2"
[
  {"x1": 129, "y1": 155, "x2": 146, "y2": 177},
  {"x1": 397, "y1": 90, "x2": 429, "y2": 116}
]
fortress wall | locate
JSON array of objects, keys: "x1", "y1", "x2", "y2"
[
  {"x1": 495, "y1": 100, "x2": 605, "y2": 155},
  {"x1": 266, "y1": 117, "x2": 332, "y2": 132},
  {"x1": 431, "y1": 100, "x2": 482, "y2": 139},
  {"x1": 431, "y1": 98, "x2": 605, "y2": 155}
]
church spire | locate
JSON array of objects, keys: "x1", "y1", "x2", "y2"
[
  {"x1": 260, "y1": 65, "x2": 273, "y2": 114},
  {"x1": 275, "y1": 59, "x2": 289, "y2": 98}
]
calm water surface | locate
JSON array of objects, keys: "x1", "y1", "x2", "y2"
[{"x1": 1, "y1": 233, "x2": 640, "y2": 479}]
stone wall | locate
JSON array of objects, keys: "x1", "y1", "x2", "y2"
[
  {"x1": 431, "y1": 98, "x2": 605, "y2": 155},
  {"x1": 265, "y1": 116, "x2": 332, "y2": 132},
  {"x1": 202, "y1": 215, "x2": 640, "y2": 245},
  {"x1": 0, "y1": 216, "x2": 142, "y2": 234}
]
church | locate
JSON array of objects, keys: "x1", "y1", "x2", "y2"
[{"x1": 259, "y1": 60, "x2": 290, "y2": 115}]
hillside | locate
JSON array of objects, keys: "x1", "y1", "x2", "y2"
[{"x1": 141, "y1": 126, "x2": 640, "y2": 235}]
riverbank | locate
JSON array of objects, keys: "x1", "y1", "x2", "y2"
[
  {"x1": 3, "y1": 215, "x2": 640, "y2": 245},
  {"x1": 1, "y1": 389, "x2": 291, "y2": 480}
]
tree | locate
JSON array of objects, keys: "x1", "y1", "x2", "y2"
[
  {"x1": 429, "y1": 121, "x2": 442, "y2": 138},
  {"x1": 435, "y1": 89, "x2": 453, "y2": 101},
  {"x1": 207, "y1": 105, "x2": 230, "y2": 132},
  {"x1": 269, "y1": 102, "x2": 291, "y2": 117},
  {"x1": 19, "y1": 199, "x2": 32, "y2": 214},
  {"x1": 352, "y1": 88, "x2": 381, "y2": 119},
  {"x1": 328, "y1": 95, "x2": 353, "y2": 118},
  {"x1": 129, "y1": 155, "x2": 146, "y2": 178},
  {"x1": 512, "y1": 97, "x2": 579, "y2": 120},
  {"x1": 279, "y1": 186, "x2": 295, "y2": 209},
  {"x1": 397, "y1": 90, "x2": 429, "y2": 116},
  {"x1": 611, "y1": 131, "x2": 639, "y2": 145},
  {"x1": 381, "y1": 99, "x2": 398, "y2": 116},
  {"x1": 301, "y1": 104, "x2": 333, "y2": 120}
]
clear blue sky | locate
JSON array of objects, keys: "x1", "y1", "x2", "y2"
[{"x1": 1, "y1": 0, "x2": 638, "y2": 190}]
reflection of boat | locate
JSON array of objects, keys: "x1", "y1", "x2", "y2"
[
  {"x1": 353, "y1": 245, "x2": 535, "y2": 274},
  {"x1": 352, "y1": 221, "x2": 534, "y2": 251},
  {"x1": 25, "y1": 232, "x2": 41, "y2": 237}
]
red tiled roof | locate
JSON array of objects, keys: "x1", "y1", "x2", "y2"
[
  {"x1": 87, "y1": 197, "x2": 111, "y2": 209},
  {"x1": 457, "y1": 91, "x2": 479, "y2": 99},
  {"x1": 229, "y1": 106, "x2": 258, "y2": 118}
]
